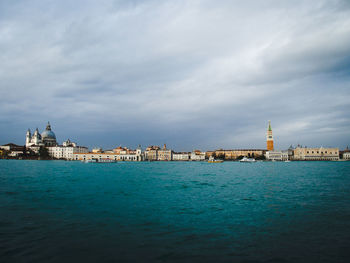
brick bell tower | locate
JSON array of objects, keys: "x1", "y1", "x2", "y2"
[{"x1": 266, "y1": 120, "x2": 274, "y2": 151}]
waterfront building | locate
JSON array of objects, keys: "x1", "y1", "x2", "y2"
[
  {"x1": 173, "y1": 152, "x2": 190, "y2": 161},
  {"x1": 282, "y1": 150, "x2": 289, "y2": 161},
  {"x1": 266, "y1": 120, "x2": 274, "y2": 151},
  {"x1": 205, "y1": 151, "x2": 215, "y2": 159},
  {"x1": 157, "y1": 144, "x2": 172, "y2": 161},
  {"x1": 26, "y1": 122, "x2": 58, "y2": 147},
  {"x1": 47, "y1": 140, "x2": 88, "y2": 160},
  {"x1": 191, "y1": 150, "x2": 206, "y2": 161},
  {"x1": 287, "y1": 145, "x2": 295, "y2": 160},
  {"x1": 74, "y1": 146, "x2": 143, "y2": 162},
  {"x1": 145, "y1": 146, "x2": 160, "y2": 161},
  {"x1": 293, "y1": 147, "x2": 339, "y2": 161},
  {"x1": 266, "y1": 151, "x2": 282, "y2": 161},
  {"x1": 0, "y1": 143, "x2": 25, "y2": 157},
  {"x1": 265, "y1": 150, "x2": 290, "y2": 161},
  {"x1": 343, "y1": 152, "x2": 350, "y2": 160},
  {"x1": 0, "y1": 143, "x2": 24, "y2": 152},
  {"x1": 210, "y1": 149, "x2": 265, "y2": 160},
  {"x1": 266, "y1": 150, "x2": 289, "y2": 161}
]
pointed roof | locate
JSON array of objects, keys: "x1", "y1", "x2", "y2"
[
  {"x1": 268, "y1": 120, "x2": 272, "y2": 131},
  {"x1": 46, "y1": 121, "x2": 51, "y2": 131}
]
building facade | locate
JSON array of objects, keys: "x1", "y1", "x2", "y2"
[
  {"x1": 191, "y1": 150, "x2": 206, "y2": 161},
  {"x1": 210, "y1": 149, "x2": 265, "y2": 160},
  {"x1": 293, "y1": 147, "x2": 339, "y2": 161},
  {"x1": 47, "y1": 145, "x2": 89, "y2": 160},
  {"x1": 266, "y1": 150, "x2": 289, "y2": 161},
  {"x1": 0, "y1": 143, "x2": 25, "y2": 157},
  {"x1": 342, "y1": 152, "x2": 350, "y2": 160},
  {"x1": 173, "y1": 152, "x2": 190, "y2": 161},
  {"x1": 157, "y1": 144, "x2": 172, "y2": 161},
  {"x1": 266, "y1": 151, "x2": 283, "y2": 161},
  {"x1": 74, "y1": 146, "x2": 143, "y2": 162},
  {"x1": 145, "y1": 146, "x2": 160, "y2": 161}
]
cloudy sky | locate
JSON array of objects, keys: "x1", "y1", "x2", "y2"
[{"x1": 1, "y1": 0, "x2": 350, "y2": 151}]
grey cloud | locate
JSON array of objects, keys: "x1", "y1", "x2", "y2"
[{"x1": 0, "y1": 0, "x2": 350, "y2": 150}]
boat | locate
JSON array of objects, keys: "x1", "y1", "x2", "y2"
[
  {"x1": 83, "y1": 159, "x2": 116, "y2": 163},
  {"x1": 208, "y1": 156, "x2": 224, "y2": 163},
  {"x1": 239, "y1": 157, "x2": 256, "y2": 162},
  {"x1": 284, "y1": 160, "x2": 291, "y2": 162},
  {"x1": 98, "y1": 159, "x2": 116, "y2": 163},
  {"x1": 84, "y1": 159, "x2": 97, "y2": 163}
]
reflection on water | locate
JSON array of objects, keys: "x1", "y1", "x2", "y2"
[{"x1": 1, "y1": 160, "x2": 350, "y2": 262}]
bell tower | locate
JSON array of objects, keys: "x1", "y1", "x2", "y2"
[
  {"x1": 266, "y1": 120, "x2": 274, "y2": 151},
  {"x1": 26, "y1": 129, "x2": 32, "y2": 147}
]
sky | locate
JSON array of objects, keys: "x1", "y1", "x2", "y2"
[{"x1": 0, "y1": 0, "x2": 350, "y2": 151}]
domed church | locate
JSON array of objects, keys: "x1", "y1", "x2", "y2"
[{"x1": 26, "y1": 122, "x2": 58, "y2": 147}]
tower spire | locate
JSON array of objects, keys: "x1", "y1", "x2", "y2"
[{"x1": 46, "y1": 121, "x2": 51, "y2": 131}]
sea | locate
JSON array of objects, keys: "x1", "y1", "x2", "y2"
[{"x1": 1, "y1": 160, "x2": 350, "y2": 263}]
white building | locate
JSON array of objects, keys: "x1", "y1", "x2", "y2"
[
  {"x1": 282, "y1": 151, "x2": 289, "y2": 161},
  {"x1": 343, "y1": 152, "x2": 350, "y2": 160},
  {"x1": 266, "y1": 151, "x2": 283, "y2": 161},
  {"x1": 173, "y1": 152, "x2": 190, "y2": 161},
  {"x1": 266, "y1": 150, "x2": 291, "y2": 161},
  {"x1": 74, "y1": 146, "x2": 144, "y2": 162},
  {"x1": 47, "y1": 145, "x2": 89, "y2": 160},
  {"x1": 191, "y1": 150, "x2": 206, "y2": 161}
]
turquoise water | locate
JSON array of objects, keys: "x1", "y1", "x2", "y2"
[{"x1": 1, "y1": 160, "x2": 350, "y2": 262}]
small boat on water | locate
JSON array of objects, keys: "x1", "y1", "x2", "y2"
[
  {"x1": 284, "y1": 160, "x2": 291, "y2": 162},
  {"x1": 208, "y1": 156, "x2": 224, "y2": 163},
  {"x1": 240, "y1": 157, "x2": 256, "y2": 163},
  {"x1": 98, "y1": 159, "x2": 116, "y2": 163},
  {"x1": 83, "y1": 159, "x2": 116, "y2": 163},
  {"x1": 83, "y1": 159, "x2": 97, "y2": 163}
]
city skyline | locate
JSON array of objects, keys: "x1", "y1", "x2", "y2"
[
  {"x1": 2, "y1": 120, "x2": 348, "y2": 153},
  {"x1": 1, "y1": 1, "x2": 350, "y2": 150}
]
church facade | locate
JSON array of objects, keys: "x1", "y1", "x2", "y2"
[{"x1": 26, "y1": 122, "x2": 58, "y2": 147}]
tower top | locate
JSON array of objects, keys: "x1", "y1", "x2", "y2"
[
  {"x1": 46, "y1": 121, "x2": 51, "y2": 131},
  {"x1": 268, "y1": 120, "x2": 272, "y2": 131}
]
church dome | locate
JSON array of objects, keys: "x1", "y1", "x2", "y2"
[
  {"x1": 41, "y1": 130, "x2": 56, "y2": 140},
  {"x1": 41, "y1": 122, "x2": 56, "y2": 140}
]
